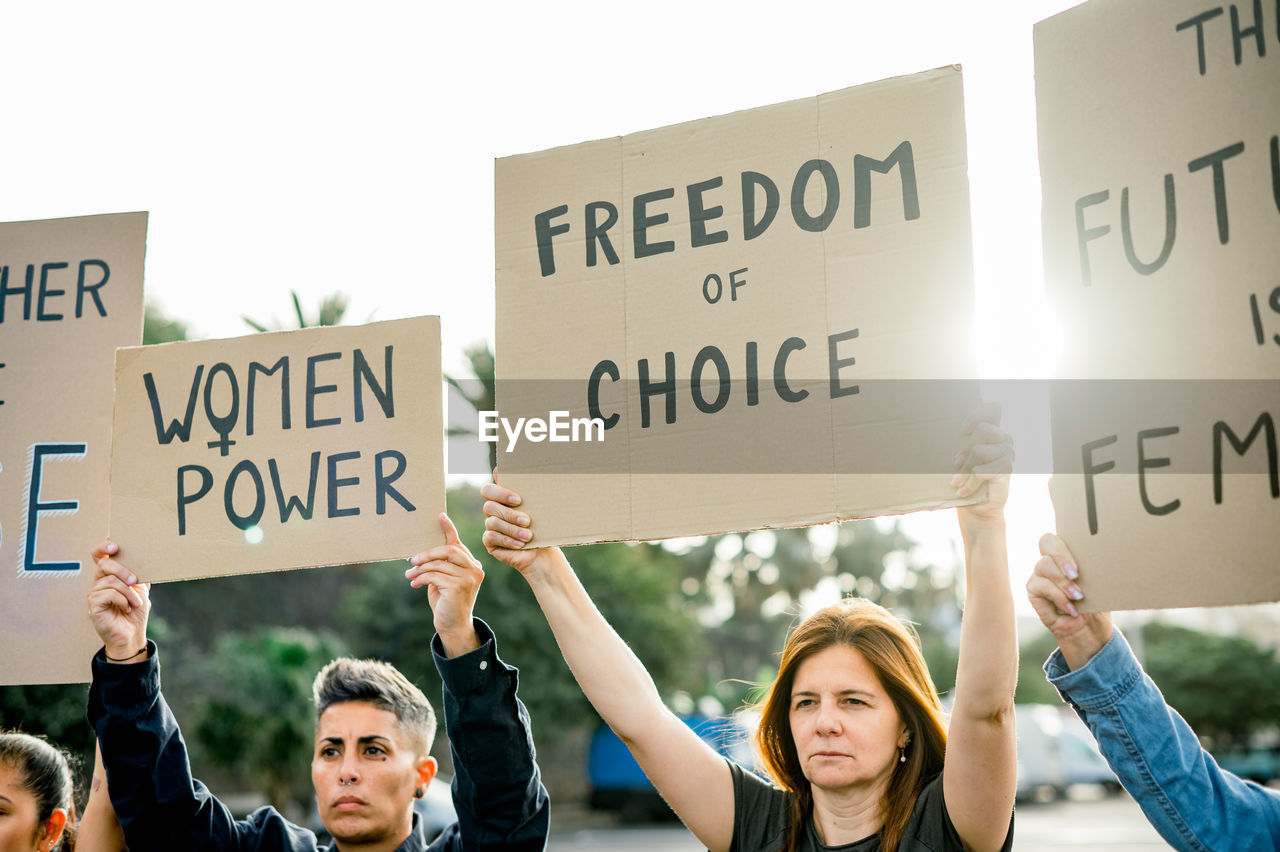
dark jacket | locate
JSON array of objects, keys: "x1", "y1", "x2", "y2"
[{"x1": 88, "y1": 619, "x2": 549, "y2": 851}]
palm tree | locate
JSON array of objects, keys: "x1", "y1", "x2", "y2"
[
  {"x1": 444, "y1": 341, "x2": 498, "y2": 472},
  {"x1": 241, "y1": 290, "x2": 349, "y2": 332},
  {"x1": 143, "y1": 301, "x2": 192, "y2": 344}
]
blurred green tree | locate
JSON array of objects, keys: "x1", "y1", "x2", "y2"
[
  {"x1": 672, "y1": 518, "x2": 962, "y2": 708},
  {"x1": 1142, "y1": 622, "x2": 1280, "y2": 746},
  {"x1": 340, "y1": 484, "x2": 704, "y2": 744},
  {"x1": 143, "y1": 301, "x2": 193, "y2": 344},
  {"x1": 443, "y1": 340, "x2": 497, "y2": 472},
  {"x1": 1014, "y1": 630, "x2": 1064, "y2": 705},
  {"x1": 180, "y1": 627, "x2": 347, "y2": 821},
  {"x1": 0, "y1": 684, "x2": 93, "y2": 768},
  {"x1": 242, "y1": 290, "x2": 349, "y2": 332}
]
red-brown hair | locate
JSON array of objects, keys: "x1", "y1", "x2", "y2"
[{"x1": 753, "y1": 599, "x2": 947, "y2": 852}]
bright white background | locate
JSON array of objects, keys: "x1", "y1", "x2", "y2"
[{"x1": 2, "y1": 0, "x2": 1087, "y2": 610}]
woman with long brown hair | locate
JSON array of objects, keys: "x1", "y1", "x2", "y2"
[{"x1": 456, "y1": 407, "x2": 1017, "y2": 852}]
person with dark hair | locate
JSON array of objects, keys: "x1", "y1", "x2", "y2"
[
  {"x1": 1027, "y1": 532, "x2": 1280, "y2": 851},
  {"x1": 86, "y1": 513, "x2": 550, "y2": 852},
  {"x1": 0, "y1": 731, "x2": 76, "y2": 852},
  {"x1": 471, "y1": 406, "x2": 1018, "y2": 852},
  {"x1": 308, "y1": 658, "x2": 441, "y2": 845}
]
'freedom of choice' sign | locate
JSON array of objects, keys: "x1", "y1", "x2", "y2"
[
  {"x1": 0, "y1": 212, "x2": 146, "y2": 685},
  {"x1": 1037, "y1": 0, "x2": 1280, "y2": 609},
  {"x1": 495, "y1": 66, "x2": 983, "y2": 546},
  {"x1": 110, "y1": 316, "x2": 445, "y2": 580}
]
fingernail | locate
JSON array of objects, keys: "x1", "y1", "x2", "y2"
[
  {"x1": 517, "y1": 514, "x2": 530, "y2": 526},
  {"x1": 950, "y1": 473, "x2": 963, "y2": 489},
  {"x1": 404, "y1": 568, "x2": 414, "y2": 577},
  {"x1": 1063, "y1": 562, "x2": 1078, "y2": 580},
  {"x1": 1065, "y1": 601, "x2": 1079, "y2": 617},
  {"x1": 1067, "y1": 584, "x2": 1084, "y2": 601},
  {"x1": 127, "y1": 574, "x2": 137, "y2": 585},
  {"x1": 508, "y1": 494, "x2": 522, "y2": 506},
  {"x1": 953, "y1": 452, "x2": 965, "y2": 470},
  {"x1": 516, "y1": 529, "x2": 531, "y2": 541}
]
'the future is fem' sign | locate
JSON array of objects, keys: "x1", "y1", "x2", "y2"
[{"x1": 1037, "y1": 0, "x2": 1280, "y2": 609}]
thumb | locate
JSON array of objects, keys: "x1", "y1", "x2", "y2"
[{"x1": 438, "y1": 512, "x2": 462, "y2": 547}]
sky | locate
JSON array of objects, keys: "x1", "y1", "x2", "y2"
[{"x1": 1, "y1": 0, "x2": 1096, "y2": 613}]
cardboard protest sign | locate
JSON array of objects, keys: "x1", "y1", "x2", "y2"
[
  {"x1": 0, "y1": 212, "x2": 146, "y2": 685},
  {"x1": 1036, "y1": 0, "x2": 1280, "y2": 609},
  {"x1": 494, "y1": 67, "x2": 983, "y2": 546},
  {"x1": 110, "y1": 316, "x2": 444, "y2": 579}
]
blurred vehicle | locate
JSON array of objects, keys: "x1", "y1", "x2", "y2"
[
  {"x1": 1213, "y1": 748, "x2": 1279, "y2": 784},
  {"x1": 587, "y1": 713, "x2": 751, "y2": 821},
  {"x1": 1016, "y1": 703, "x2": 1118, "y2": 801},
  {"x1": 414, "y1": 773, "x2": 460, "y2": 837},
  {"x1": 1057, "y1": 711, "x2": 1123, "y2": 790},
  {"x1": 311, "y1": 773, "x2": 457, "y2": 843}
]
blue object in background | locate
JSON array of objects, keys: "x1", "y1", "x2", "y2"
[{"x1": 587, "y1": 714, "x2": 752, "y2": 820}]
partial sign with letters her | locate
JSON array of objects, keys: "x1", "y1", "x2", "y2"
[{"x1": 0, "y1": 212, "x2": 146, "y2": 684}]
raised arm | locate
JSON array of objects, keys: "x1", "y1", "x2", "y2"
[
  {"x1": 478, "y1": 488, "x2": 736, "y2": 852},
  {"x1": 940, "y1": 405, "x2": 1018, "y2": 852},
  {"x1": 86, "y1": 542, "x2": 316, "y2": 851},
  {"x1": 405, "y1": 513, "x2": 551, "y2": 851},
  {"x1": 1028, "y1": 534, "x2": 1280, "y2": 850},
  {"x1": 78, "y1": 740, "x2": 128, "y2": 852}
]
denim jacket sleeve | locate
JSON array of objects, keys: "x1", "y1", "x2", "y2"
[
  {"x1": 86, "y1": 642, "x2": 319, "y2": 852},
  {"x1": 1045, "y1": 629, "x2": 1280, "y2": 852},
  {"x1": 429, "y1": 619, "x2": 550, "y2": 852}
]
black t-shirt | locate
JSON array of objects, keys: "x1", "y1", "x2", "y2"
[{"x1": 728, "y1": 762, "x2": 1013, "y2": 852}]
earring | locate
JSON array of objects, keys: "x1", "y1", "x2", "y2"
[
  {"x1": 414, "y1": 786, "x2": 425, "y2": 799},
  {"x1": 898, "y1": 746, "x2": 907, "y2": 764}
]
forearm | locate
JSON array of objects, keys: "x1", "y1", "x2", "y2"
[
  {"x1": 518, "y1": 550, "x2": 734, "y2": 850},
  {"x1": 87, "y1": 645, "x2": 237, "y2": 850},
  {"x1": 436, "y1": 621, "x2": 550, "y2": 850},
  {"x1": 79, "y1": 742, "x2": 126, "y2": 852},
  {"x1": 522, "y1": 548, "x2": 669, "y2": 741},
  {"x1": 941, "y1": 516, "x2": 1018, "y2": 850},
  {"x1": 1049, "y1": 634, "x2": 1280, "y2": 850},
  {"x1": 953, "y1": 518, "x2": 1017, "y2": 717}
]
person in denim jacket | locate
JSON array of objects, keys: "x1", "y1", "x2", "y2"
[{"x1": 1027, "y1": 533, "x2": 1280, "y2": 852}]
